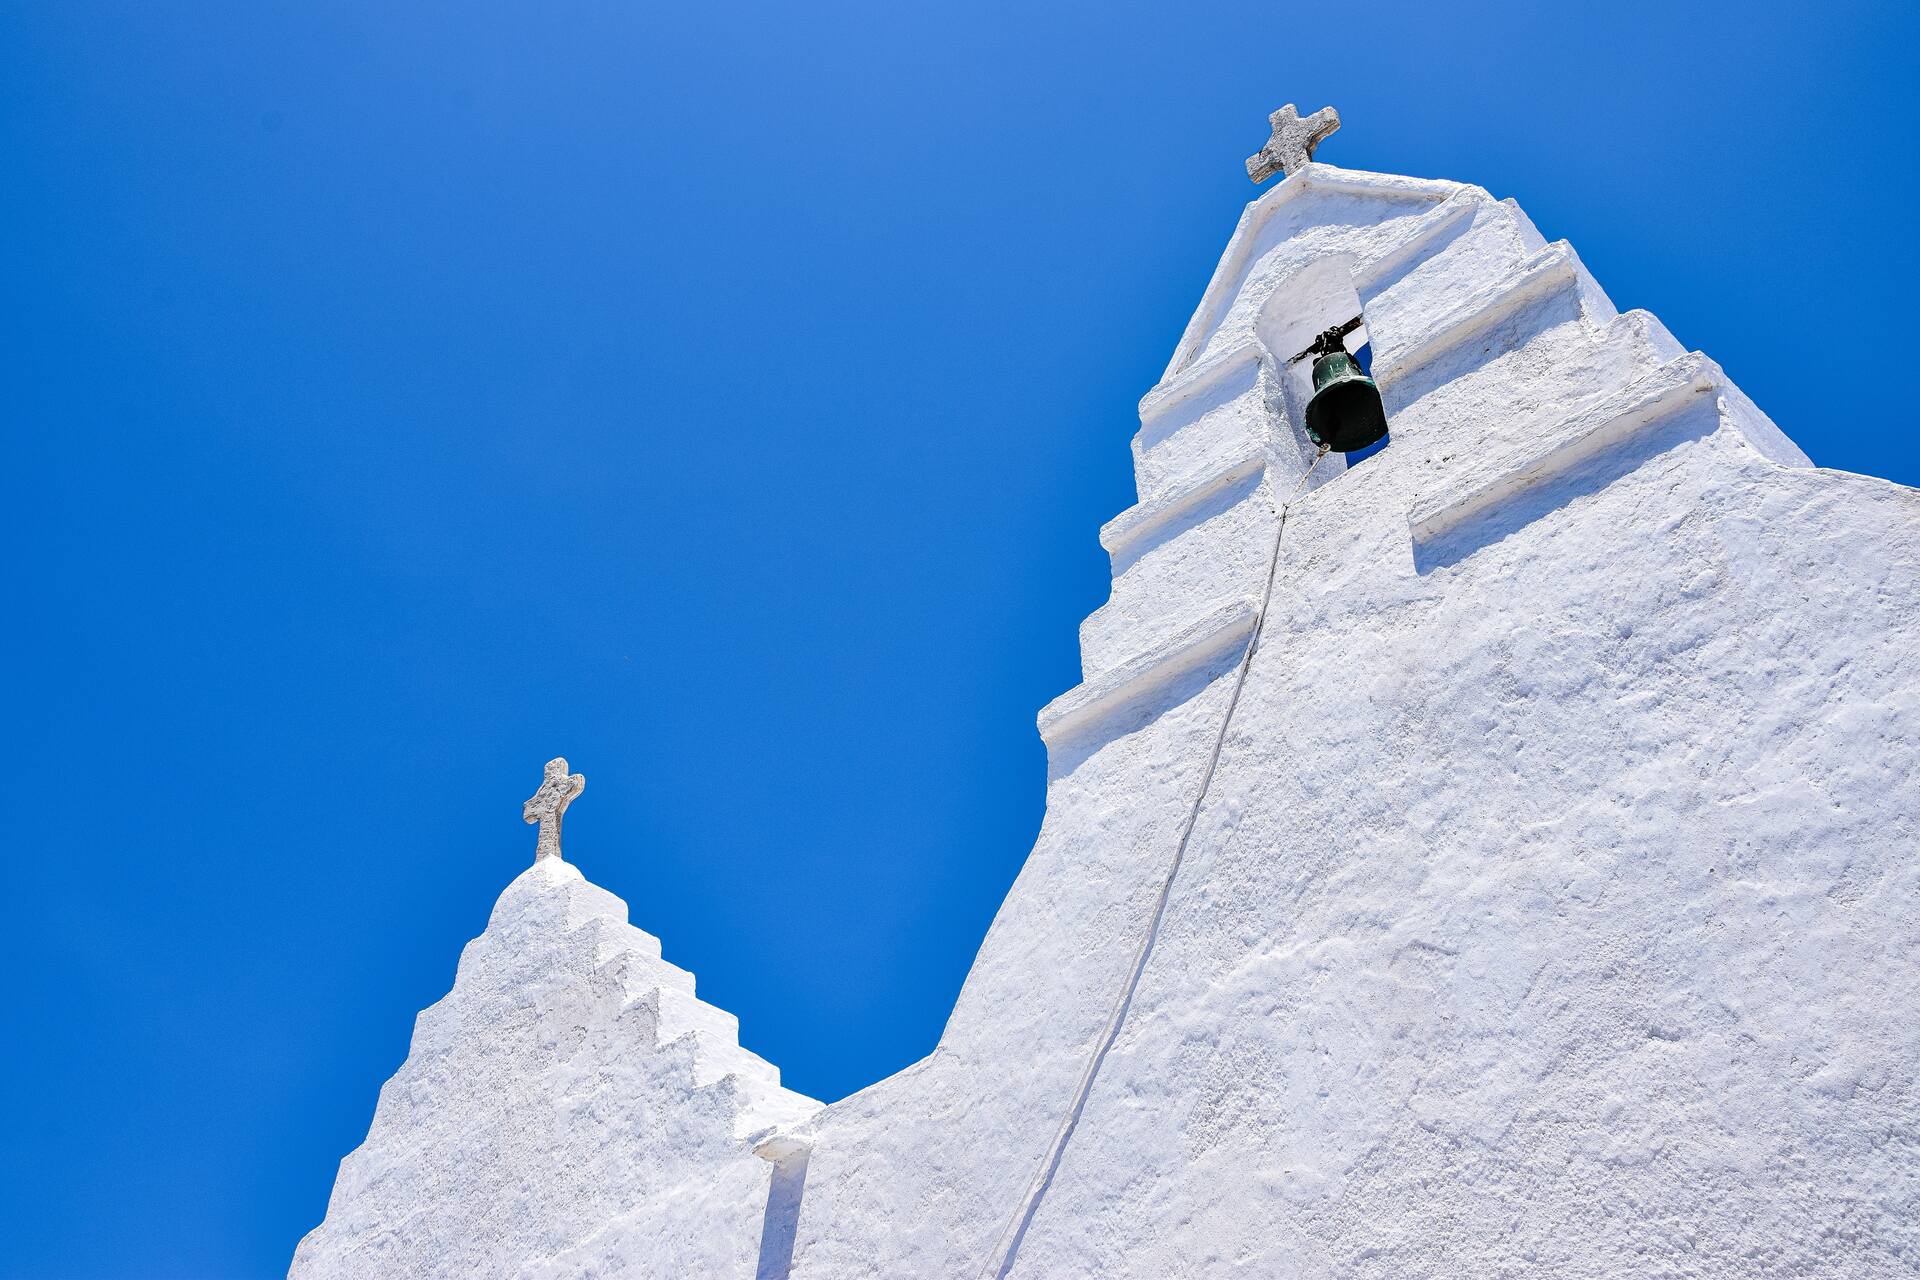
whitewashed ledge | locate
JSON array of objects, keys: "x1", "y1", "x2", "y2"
[
  {"x1": 1136, "y1": 339, "x2": 1265, "y2": 428},
  {"x1": 1122, "y1": 242, "x2": 1586, "y2": 561},
  {"x1": 1100, "y1": 448, "x2": 1269, "y2": 562},
  {"x1": 1407, "y1": 353, "x2": 1720, "y2": 544},
  {"x1": 1371, "y1": 242, "x2": 1580, "y2": 389},
  {"x1": 1038, "y1": 598, "x2": 1257, "y2": 747},
  {"x1": 1349, "y1": 186, "x2": 1482, "y2": 297}
]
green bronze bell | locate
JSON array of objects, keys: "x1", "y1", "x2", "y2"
[{"x1": 1303, "y1": 347, "x2": 1388, "y2": 454}]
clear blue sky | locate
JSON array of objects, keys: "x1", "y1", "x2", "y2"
[{"x1": 4, "y1": 2, "x2": 1916, "y2": 1275}]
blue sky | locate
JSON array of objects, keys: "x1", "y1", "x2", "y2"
[{"x1": 4, "y1": 2, "x2": 1916, "y2": 1275}]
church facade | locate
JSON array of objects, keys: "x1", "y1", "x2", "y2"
[{"x1": 292, "y1": 114, "x2": 1920, "y2": 1278}]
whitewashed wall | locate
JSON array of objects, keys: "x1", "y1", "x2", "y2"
[
  {"x1": 785, "y1": 167, "x2": 1919, "y2": 1278},
  {"x1": 289, "y1": 858, "x2": 817, "y2": 1279},
  {"x1": 294, "y1": 165, "x2": 1919, "y2": 1278}
]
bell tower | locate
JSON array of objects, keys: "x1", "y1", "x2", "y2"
[
  {"x1": 290, "y1": 107, "x2": 1920, "y2": 1280},
  {"x1": 777, "y1": 110, "x2": 1920, "y2": 1280}
]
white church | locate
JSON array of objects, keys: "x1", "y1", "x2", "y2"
[{"x1": 290, "y1": 107, "x2": 1920, "y2": 1277}]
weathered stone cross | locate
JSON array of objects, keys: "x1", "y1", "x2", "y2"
[
  {"x1": 1245, "y1": 104, "x2": 1341, "y2": 184},
  {"x1": 523, "y1": 757, "x2": 585, "y2": 863}
]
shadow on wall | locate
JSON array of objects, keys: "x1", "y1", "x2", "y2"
[
  {"x1": 1045, "y1": 631, "x2": 1248, "y2": 781},
  {"x1": 754, "y1": 1142, "x2": 810, "y2": 1280},
  {"x1": 1412, "y1": 399, "x2": 1722, "y2": 575}
]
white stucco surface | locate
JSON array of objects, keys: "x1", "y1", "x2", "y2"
[
  {"x1": 295, "y1": 163, "x2": 1920, "y2": 1278},
  {"x1": 782, "y1": 166, "x2": 1919, "y2": 1279},
  {"x1": 289, "y1": 857, "x2": 817, "y2": 1279}
]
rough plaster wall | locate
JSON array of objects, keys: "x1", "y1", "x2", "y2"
[
  {"x1": 1007, "y1": 411, "x2": 1920, "y2": 1279},
  {"x1": 1001, "y1": 173, "x2": 1920, "y2": 1275},
  {"x1": 784, "y1": 663, "x2": 1247, "y2": 1277},
  {"x1": 294, "y1": 164, "x2": 1917, "y2": 1278},
  {"x1": 289, "y1": 859, "x2": 817, "y2": 1279},
  {"x1": 786, "y1": 166, "x2": 1919, "y2": 1277},
  {"x1": 1131, "y1": 356, "x2": 1268, "y2": 501},
  {"x1": 1080, "y1": 469, "x2": 1280, "y2": 672}
]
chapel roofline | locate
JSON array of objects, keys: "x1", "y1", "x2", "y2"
[{"x1": 1161, "y1": 163, "x2": 1469, "y2": 383}]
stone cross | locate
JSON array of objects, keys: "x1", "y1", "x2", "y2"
[
  {"x1": 1245, "y1": 104, "x2": 1340, "y2": 184},
  {"x1": 523, "y1": 757, "x2": 585, "y2": 863}
]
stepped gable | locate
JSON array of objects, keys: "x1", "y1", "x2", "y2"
[
  {"x1": 292, "y1": 126, "x2": 1920, "y2": 1279},
  {"x1": 1000, "y1": 166, "x2": 1920, "y2": 1275},
  {"x1": 777, "y1": 160, "x2": 1920, "y2": 1278},
  {"x1": 290, "y1": 856, "x2": 818, "y2": 1279},
  {"x1": 1069, "y1": 163, "x2": 1804, "y2": 706}
]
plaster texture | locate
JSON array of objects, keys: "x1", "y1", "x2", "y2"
[
  {"x1": 295, "y1": 161, "x2": 1920, "y2": 1278},
  {"x1": 289, "y1": 858, "x2": 817, "y2": 1279},
  {"x1": 783, "y1": 165, "x2": 1919, "y2": 1279}
]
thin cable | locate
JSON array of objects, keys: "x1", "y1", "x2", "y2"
[{"x1": 982, "y1": 446, "x2": 1331, "y2": 1279}]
